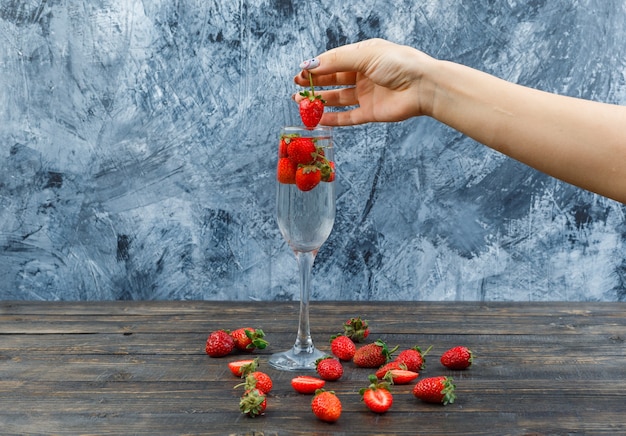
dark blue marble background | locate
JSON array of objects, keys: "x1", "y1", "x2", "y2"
[{"x1": 0, "y1": 1, "x2": 624, "y2": 301}]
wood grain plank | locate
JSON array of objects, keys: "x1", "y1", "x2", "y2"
[{"x1": 2, "y1": 300, "x2": 625, "y2": 435}]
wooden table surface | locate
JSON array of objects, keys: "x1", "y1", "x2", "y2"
[{"x1": 1, "y1": 300, "x2": 625, "y2": 435}]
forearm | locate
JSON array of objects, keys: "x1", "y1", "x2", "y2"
[{"x1": 427, "y1": 60, "x2": 626, "y2": 203}]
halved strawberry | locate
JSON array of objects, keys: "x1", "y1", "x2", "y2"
[
  {"x1": 386, "y1": 369, "x2": 419, "y2": 385},
  {"x1": 227, "y1": 359, "x2": 256, "y2": 377},
  {"x1": 291, "y1": 376, "x2": 326, "y2": 394},
  {"x1": 360, "y1": 375, "x2": 393, "y2": 414},
  {"x1": 375, "y1": 361, "x2": 406, "y2": 379}
]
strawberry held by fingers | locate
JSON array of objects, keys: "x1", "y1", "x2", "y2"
[{"x1": 299, "y1": 73, "x2": 325, "y2": 128}]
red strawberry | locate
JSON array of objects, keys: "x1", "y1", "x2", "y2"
[
  {"x1": 315, "y1": 356, "x2": 344, "y2": 381},
  {"x1": 291, "y1": 376, "x2": 326, "y2": 394},
  {"x1": 395, "y1": 345, "x2": 431, "y2": 372},
  {"x1": 299, "y1": 96, "x2": 325, "y2": 128},
  {"x1": 386, "y1": 369, "x2": 419, "y2": 385},
  {"x1": 287, "y1": 137, "x2": 317, "y2": 167},
  {"x1": 299, "y1": 73, "x2": 325, "y2": 128},
  {"x1": 440, "y1": 346, "x2": 473, "y2": 370},
  {"x1": 230, "y1": 327, "x2": 269, "y2": 352},
  {"x1": 353, "y1": 340, "x2": 397, "y2": 368},
  {"x1": 412, "y1": 376, "x2": 456, "y2": 405},
  {"x1": 227, "y1": 359, "x2": 256, "y2": 377},
  {"x1": 239, "y1": 388, "x2": 266, "y2": 417},
  {"x1": 375, "y1": 361, "x2": 407, "y2": 379},
  {"x1": 277, "y1": 157, "x2": 296, "y2": 184},
  {"x1": 278, "y1": 135, "x2": 295, "y2": 158},
  {"x1": 321, "y1": 160, "x2": 335, "y2": 182},
  {"x1": 205, "y1": 329, "x2": 234, "y2": 357},
  {"x1": 343, "y1": 317, "x2": 370, "y2": 342},
  {"x1": 247, "y1": 371, "x2": 273, "y2": 394},
  {"x1": 235, "y1": 366, "x2": 273, "y2": 394},
  {"x1": 330, "y1": 335, "x2": 356, "y2": 361},
  {"x1": 311, "y1": 390, "x2": 342, "y2": 422},
  {"x1": 360, "y1": 375, "x2": 393, "y2": 414},
  {"x1": 295, "y1": 165, "x2": 321, "y2": 191}
]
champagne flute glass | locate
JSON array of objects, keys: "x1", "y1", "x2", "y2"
[{"x1": 269, "y1": 126, "x2": 335, "y2": 371}]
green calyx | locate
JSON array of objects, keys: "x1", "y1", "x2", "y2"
[
  {"x1": 359, "y1": 374, "x2": 391, "y2": 397},
  {"x1": 374, "y1": 339, "x2": 399, "y2": 361},
  {"x1": 299, "y1": 72, "x2": 325, "y2": 102},
  {"x1": 440, "y1": 377, "x2": 457, "y2": 405},
  {"x1": 239, "y1": 388, "x2": 266, "y2": 417},
  {"x1": 244, "y1": 328, "x2": 269, "y2": 350}
]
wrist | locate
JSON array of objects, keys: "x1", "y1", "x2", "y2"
[{"x1": 407, "y1": 49, "x2": 439, "y2": 118}]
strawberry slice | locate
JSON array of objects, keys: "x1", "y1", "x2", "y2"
[
  {"x1": 291, "y1": 375, "x2": 326, "y2": 394},
  {"x1": 387, "y1": 369, "x2": 419, "y2": 385},
  {"x1": 362, "y1": 386, "x2": 393, "y2": 413},
  {"x1": 359, "y1": 374, "x2": 393, "y2": 414},
  {"x1": 227, "y1": 359, "x2": 256, "y2": 377},
  {"x1": 375, "y1": 361, "x2": 406, "y2": 379}
]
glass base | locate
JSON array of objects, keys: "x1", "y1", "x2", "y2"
[{"x1": 268, "y1": 345, "x2": 326, "y2": 371}]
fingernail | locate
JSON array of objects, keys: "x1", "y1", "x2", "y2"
[{"x1": 299, "y1": 58, "x2": 320, "y2": 70}]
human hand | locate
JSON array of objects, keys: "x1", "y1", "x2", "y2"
[{"x1": 294, "y1": 39, "x2": 435, "y2": 126}]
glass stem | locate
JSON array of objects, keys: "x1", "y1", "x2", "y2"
[{"x1": 293, "y1": 249, "x2": 317, "y2": 354}]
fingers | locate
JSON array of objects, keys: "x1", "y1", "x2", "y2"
[
  {"x1": 300, "y1": 39, "x2": 387, "y2": 75},
  {"x1": 321, "y1": 88, "x2": 358, "y2": 107},
  {"x1": 320, "y1": 108, "x2": 369, "y2": 127},
  {"x1": 292, "y1": 86, "x2": 368, "y2": 126},
  {"x1": 294, "y1": 70, "x2": 357, "y2": 87},
  {"x1": 294, "y1": 87, "x2": 358, "y2": 107}
]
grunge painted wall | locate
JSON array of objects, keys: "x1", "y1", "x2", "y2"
[{"x1": 1, "y1": 0, "x2": 624, "y2": 301}]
